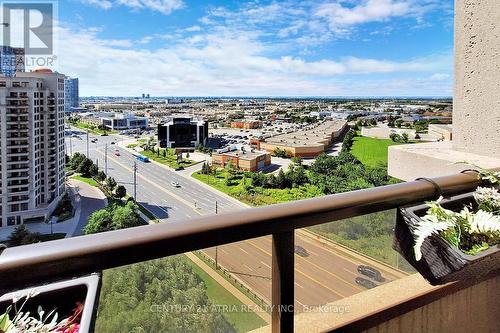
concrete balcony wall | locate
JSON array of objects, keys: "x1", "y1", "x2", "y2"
[
  {"x1": 361, "y1": 274, "x2": 500, "y2": 333},
  {"x1": 250, "y1": 273, "x2": 500, "y2": 333},
  {"x1": 454, "y1": 0, "x2": 500, "y2": 157}
]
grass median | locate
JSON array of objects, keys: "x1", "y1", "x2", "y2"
[
  {"x1": 184, "y1": 255, "x2": 267, "y2": 332},
  {"x1": 140, "y1": 148, "x2": 197, "y2": 169}
]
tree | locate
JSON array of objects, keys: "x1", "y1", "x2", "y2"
[
  {"x1": 7, "y1": 225, "x2": 30, "y2": 247},
  {"x1": 415, "y1": 133, "x2": 421, "y2": 140},
  {"x1": 115, "y1": 185, "x2": 127, "y2": 199},
  {"x1": 85, "y1": 202, "x2": 145, "y2": 235},
  {"x1": 401, "y1": 132, "x2": 409, "y2": 143},
  {"x1": 97, "y1": 170, "x2": 106, "y2": 183},
  {"x1": 111, "y1": 203, "x2": 142, "y2": 230},
  {"x1": 77, "y1": 158, "x2": 94, "y2": 177},
  {"x1": 85, "y1": 209, "x2": 113, "y2": 234},
  {"x1": 69, "y1": 152, "x2": 85, "y2": 170},
  {"x1": 389, "y1": 133, "x2": 400, "y2": 142},
  {"x1": 89, "y1": 163, "x2": 99, "y2": 177},
  {"x1": 106, "y1": 177, "x2": 117, "y2": 192}
]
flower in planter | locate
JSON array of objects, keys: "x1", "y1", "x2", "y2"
[
  {"x1": 0, "y1": 293, "x2": 82, "y2": 333},
  {"x1": 413, "y1": 171, "x2": 500, "y2": 261}
]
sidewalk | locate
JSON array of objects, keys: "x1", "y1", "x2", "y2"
[{"x1": 0, "y1": 179, "x2": 107, "y2": 241}]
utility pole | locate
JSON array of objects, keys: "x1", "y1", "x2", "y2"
[
  {"x1": 86, "y1": 129, "x2": 89, "y2": 158},
  {"x1": 105, "y1": 143, "x2": 108, "y2": 175},
  {"x1": 133, "y1": 162, "x2": 138, "y2": 201},
  {"x1": 69, "y1": 134, "x2": 73, "y2": 156},
  {"x1": 215, "y1": 200, "x2": 218, "y2": 269}
]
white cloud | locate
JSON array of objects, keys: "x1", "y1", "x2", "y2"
[
  {"x1": 47, "y1": 24, "x2": 452, "y2": 96},
  {"x1": 82, "y1": 0, "x2": 184, "y2": 14},
  {"x1": 81, "y1": 0, "x2": 113, "y2": 10},
  {"x1": 314, "y1": 0, "x2": 441, "y2": 34},
  {"x1": 185, "y1": 25, "x2": 202, "y2": 32}
]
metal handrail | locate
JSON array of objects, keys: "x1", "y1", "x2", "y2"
[{"x1": 0, "y1": 171, "x2": 483, "y2": 331}]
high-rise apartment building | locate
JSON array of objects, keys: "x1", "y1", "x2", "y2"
[
  {"x1": 0, "y1": 46, "x2": 25, "y2": 77},
  {"x1": 0, "y1": 68, "x2": 66, "y2": 227},
  {"x1": 64, "y1": 77, "x2": 79, "y2": 113}
]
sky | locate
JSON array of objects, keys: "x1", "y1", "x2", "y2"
[{"x1": 9, "y1": 0, "x2": 456, "y2": 97}]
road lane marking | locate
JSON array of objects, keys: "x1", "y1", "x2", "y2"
[
  {"x1": 296, "y1": 256, "x2": 363, "y2": 291},
  {"x1": 260, "y1": 261, "x2": 271, "y2": 269},
  {"x1": 96, "y1": 149, "x2": 204, "y2": 216},
  {"x1": 246, "y1": 239, "x2": 348, "y2": 298}
]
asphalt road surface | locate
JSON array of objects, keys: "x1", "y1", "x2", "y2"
[{"x1": 66, "y1": 130, "x2": 405, "y2": 310}]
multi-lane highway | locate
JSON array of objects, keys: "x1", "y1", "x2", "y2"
[{"x1": 67, "y1": 130, "x2": 406, "y2": 310}]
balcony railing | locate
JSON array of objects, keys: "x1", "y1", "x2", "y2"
[{"x1": 0, "y1": 171, "x2": 488, "y2": 332}]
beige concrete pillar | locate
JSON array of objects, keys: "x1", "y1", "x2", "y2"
[{"x1": 453, "y1": 0, "x2": 500, "y2": 157}]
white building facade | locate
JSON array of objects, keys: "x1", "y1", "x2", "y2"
[{"x1": 0, "y1": 69, "x2": 66, "y2": 227}]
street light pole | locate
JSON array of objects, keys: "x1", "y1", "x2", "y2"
[
  {"x1": 133, "y1": 162, "x2": 137, "y2": 201},
  {"x1": 105, "y1": 143, "x2": 108, "y2": 175},
  {"x1": 86, "y1": 129, "x2": 89, "y2": 158},
  {"x1": 215, "y1": 200, "x2": 218, "y2": 269},
  {"x1": 69, "y1": 134, "x2": 73, "y2": 156}
]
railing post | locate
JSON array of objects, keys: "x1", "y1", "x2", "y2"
[{"x1": 272, "y1": 231, "x2": 295, "y2": 333}]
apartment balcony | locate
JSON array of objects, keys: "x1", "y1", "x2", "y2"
[{"x1": 0, "y1": 171, "x2": 498, "y2": 333}]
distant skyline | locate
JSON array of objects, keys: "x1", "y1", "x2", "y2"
[{"x1": 9, "y1": 0, "x2": 456, "y2": 97}]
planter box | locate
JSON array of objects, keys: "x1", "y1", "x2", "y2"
[
  {"x1": 0, "y1": 274, "x2": 101, "y2": 333},
  {"x1": 393, "y1": 192, "x2": 500, "y2": 285}
]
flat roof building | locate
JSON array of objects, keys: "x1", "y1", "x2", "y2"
[
  {"x1": 252, "y1": 120, "x2": 347, "y2": 158},
  {"x1": 212, "y1": 150, "x2": 271, "y2": 172}
]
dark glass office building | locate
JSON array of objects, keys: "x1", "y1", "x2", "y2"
[{"x1": 158, "y1": 117, "x2": 208, "y2": 148}]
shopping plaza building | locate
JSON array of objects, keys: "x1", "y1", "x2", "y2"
[
  {"x1": 251, "y1": 120, "x2": 348, "y2": 158},
  {"x1": 0, "y1": 69, "x2": 66, "y2": 227}
]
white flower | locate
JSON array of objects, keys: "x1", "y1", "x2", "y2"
[
  {"x1": 469, "y1": 210, "x2": 500, "y2": 234},
  {"x1": 474, "y1": 187, "x2": 500, "y2": 207},
  {"x1": 413, "y1": 214, "x2": 455, "y2": 261}
]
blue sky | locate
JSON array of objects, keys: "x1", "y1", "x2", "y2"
[{"x1": 51, "y1": 0, "x2": 454, "y2": 96}]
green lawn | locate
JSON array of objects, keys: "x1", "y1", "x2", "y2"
[
  {"x1": 72, "y1": 174, "x2": 99, "y2": 187},
  {"x1": 192, "y1": 170, "x2": 322, "y2": 206},
  {"x1": 68, "y1": 120, "x2": 116, "y2": 135},
  {"x1": 184, "y1": 255, "x2": 267, "y2": 332},
  {"x1": 141, "y1": 148, "x2": 197, "y2": 169},
  {"x1": 351, "y1": 136, "x2": 404, "y2": 168}
]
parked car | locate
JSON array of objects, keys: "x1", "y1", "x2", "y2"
[
  {"x1": 171, "y1": 181, "x2": 180, "y2": 188},
  {"x1": 114, "y1": 152, "x2": 120, "y2": 156},
  {"x1": 355, "y1": 277, "x2": 377, "y2": 289},
  {"x1": 110, "y1": 141, "x2": 115, "y2": 145},
  {"x1": 357, "y1": 265, "x2": 384, "y2": 282},
  {"x1": 294, "y1": 245, "x2": 309, "y2": 257}
]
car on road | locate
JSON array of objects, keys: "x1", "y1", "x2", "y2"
[
  {"x1": 355, "y1": 277, "x2": 377, "y2": 289},
  {"x1": 171, "y1": 181, "x2": 180, "y2": 188},
  {"x1": 115, "y1": 152, "x2": 120, "y2": 156},
  {"x1": 357, "y1": 265, "x2": 384, "y2": 282},
  {"x1": 294, "y1": 245, "x2": 309, "y2": 257},
  {"x1": 110, "y1": 141, "x2": 115, "y2": 145}
]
